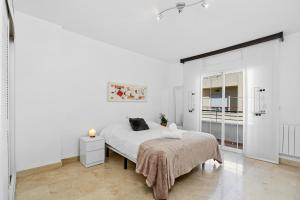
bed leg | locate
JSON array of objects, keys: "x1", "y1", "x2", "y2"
[
  {"x1": 124, "y1": 158, "x2": 128, "y2": 170},
  {"x1": 106, "y1": 147, "x2": 109, "y2": 157},
  {"x1": 202, "y1": 163, "x2": 205, "y2": 169}
]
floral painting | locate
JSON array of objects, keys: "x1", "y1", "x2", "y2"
[{"x1": 108, "y1": 82, "x2": 147, "y2": 102}]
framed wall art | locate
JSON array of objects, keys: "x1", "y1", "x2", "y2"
[{"x1": 107, "y1": 82, "x2": 147, "y2": 102}]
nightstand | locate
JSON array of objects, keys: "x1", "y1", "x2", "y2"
[{"x1": 80, "y1": 136, "x2": 105, "y2": 167}]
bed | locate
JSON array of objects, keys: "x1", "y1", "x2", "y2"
[
  {"x1": 100, "y1": 120, "x2": 222, "y2": 199},
  {"x1": 100, "y1": 121, "x2": 167, "y2": 163}
]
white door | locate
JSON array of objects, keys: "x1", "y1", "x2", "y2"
[{"x1": 244, "y1": 41, "x2": 280, "y2": 163}]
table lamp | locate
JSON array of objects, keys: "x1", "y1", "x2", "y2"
[{"x1": 88, "y1": 128, "x2": 96, "y2": 138}]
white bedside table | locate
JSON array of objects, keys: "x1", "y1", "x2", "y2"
[{"x1": 80, "y1": 136, "x2": 105, "y2": 167}]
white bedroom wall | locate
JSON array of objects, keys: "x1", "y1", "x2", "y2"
[
  {"x1": 15, "y1": 12, "x2": 62, "y2": 171},
  {"x1": 15, "y1": 12, "x2": 170, "y2": 171},
  {"x1": 162, "y1": 63, "x2": 183, "y2": 124},
  {"x1": 59, "y1": 29, "x2": 169, "y2": 159}
]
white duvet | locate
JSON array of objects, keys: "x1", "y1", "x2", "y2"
[{"x1": 99, "y1": 121, "x2": 186, "y2": 162}]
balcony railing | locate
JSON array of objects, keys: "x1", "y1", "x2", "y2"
[
  {"x1": 201, "y1": 109, "x2": 244, "y2": 149},
  {"x1": 202, "y1": 109, "x2": 243, "y2": 124}
]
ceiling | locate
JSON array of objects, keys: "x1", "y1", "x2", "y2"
[{"x1": 15, "y1": 0, "x2": 300, "y2": 63}]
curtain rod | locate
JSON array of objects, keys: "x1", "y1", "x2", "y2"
[{"x1": 180, "y1": 32, "x2": 284, "y2": 64}]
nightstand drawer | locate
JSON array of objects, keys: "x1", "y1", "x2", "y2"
[
  {"x1": 80, "y1": 136, "x2": 105, "y2": 167},
  {"x1": 81, "y1": 139, "x2": 104, "y2": 152},
  {"x1": 85, "y1": 149, "x2": 104, "y2": 164}
]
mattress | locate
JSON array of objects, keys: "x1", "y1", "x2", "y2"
[{"x1": 99, "y1": 121, "x2": 172, "y2": 162}]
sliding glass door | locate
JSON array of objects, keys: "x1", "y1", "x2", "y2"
[
  {"x1": 201, "y1": 71, "x2": 244, "y2": 151},
  {"x1": 201, "y1": 74, "x2": 223, "y2": 145},
  {"x1": 224, "y1": 72, "x2": 244, "y2": 150}
]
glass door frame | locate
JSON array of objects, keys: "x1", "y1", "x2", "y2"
[{"x1": 200, "y1": 69, "x2": 245, "y2": 153}]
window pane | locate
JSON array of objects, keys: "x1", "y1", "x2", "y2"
[
  {"x1": 201, "y1": 75, "x2": 223, "y2": 145},
  {"x1": 224, "y1": 72, "x2": 243, "y2": 149}
]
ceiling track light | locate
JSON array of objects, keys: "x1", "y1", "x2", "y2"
[{"x1": 157, "y1": 0, "x2": 209, "y2": 21}]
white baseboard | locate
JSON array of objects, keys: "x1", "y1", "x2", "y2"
[
  {"x1": 280, "y1": 154, "x2": 300, "y2": 162},
  {"x1": 279, "y1": 154, "x2": 300, "y2": 168}
]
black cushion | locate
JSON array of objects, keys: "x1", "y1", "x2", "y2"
[{"x1": 129, "y1": 118, "x2": 149, "y2": 131}]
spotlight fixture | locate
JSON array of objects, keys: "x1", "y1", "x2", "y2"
[
  {"x1": 157, "y1": 13, "x2": 163, "y2": 21},
  {"x1": 201, "y1": 1, "x2": 209, "y2": 8},
  {"x1": 157, "y1": 0, "x2": 209, "y2": 21},
  {"x1": 176, "y1": 2, "x2": 186, "y2": 13}
]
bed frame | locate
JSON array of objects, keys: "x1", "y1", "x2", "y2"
[
  {"x1": 105, "y1": 143, "x2": 136, "y2": 169},
  {"x1": 105, "y1": 143, "x2": 206, "y2": 170}
]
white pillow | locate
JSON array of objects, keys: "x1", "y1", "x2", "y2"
[{"x1": 146, "y1": 121, "x2": 161, "y2": 129}]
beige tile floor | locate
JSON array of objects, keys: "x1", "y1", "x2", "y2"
[{"x1": 16, "y1": 151, "x2": 300, "y2": 200}]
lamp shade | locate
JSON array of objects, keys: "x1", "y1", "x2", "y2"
[{"x1": 88, "y1": 128, "x2": 96, "y2": 138}]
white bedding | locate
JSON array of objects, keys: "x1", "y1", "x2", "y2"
[{"x1": 99, "y1": 121, "x2": 185, "y2": 162}]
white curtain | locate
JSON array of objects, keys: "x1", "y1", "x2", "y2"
[
  {"x1": 244, "y1": 40, "x2": 280, "y2": 163},
  {"x1": 0, "y1": 1, "x2": 15, "y2": 199},
  {"x1": 174, "y1": 86, "x2": 184, "y2": 126},
  {"x1": 0, "y1": 1, "x2": 10, "y2": 199}
]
